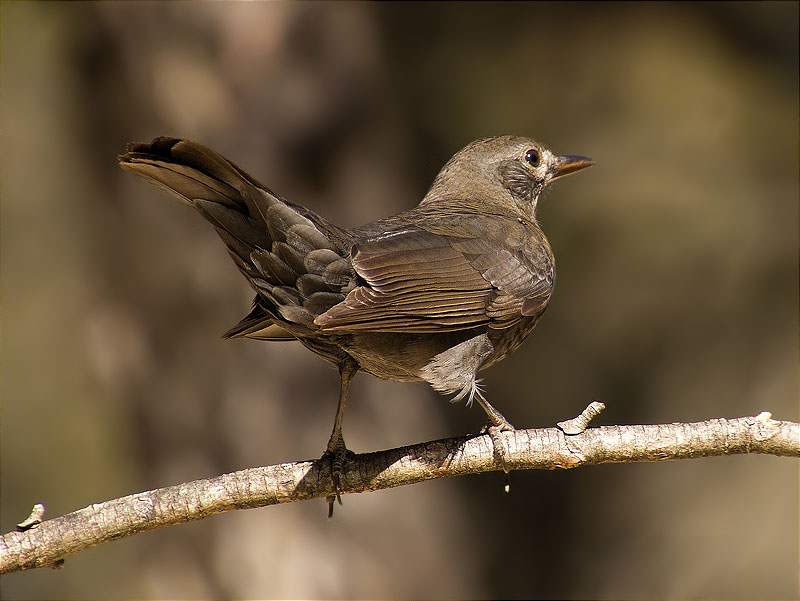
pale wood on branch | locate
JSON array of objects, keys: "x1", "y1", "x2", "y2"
[{"x1": 2, "y1": 410, "x2": 797, "y2": 574}]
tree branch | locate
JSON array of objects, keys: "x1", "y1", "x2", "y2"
[{"x1": 2, "y1": 409, "x2": 797, "y2": 574}]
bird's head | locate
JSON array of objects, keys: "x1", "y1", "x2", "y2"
[{"x1": 422, "y1": 136, "x2": 594, "y2": 218}]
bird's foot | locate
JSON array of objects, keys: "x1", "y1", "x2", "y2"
[
  {"x1": 472, "y1": 389, "x2": 516, "y2": 492},
  {"x1": 481, "y1": 416, "x2": 515, "y2": 492},
  {"x1": 321, "y1": 437, "x2": 355, "y2": 518}
]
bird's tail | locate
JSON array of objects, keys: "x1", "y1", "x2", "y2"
[
  {"x1": 119, "y1": 137, "x2": 354, "y2": 334},
  {"x1": 120, "y1": 137, "x2": 284, "y2": 278}
]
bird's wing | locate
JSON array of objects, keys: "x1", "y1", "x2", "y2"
[{"x1": 314, "y1": 223, "x2": 553, "y2": 333}]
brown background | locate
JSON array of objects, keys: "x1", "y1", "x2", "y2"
[{"x1": 2, "y1": 2, "x2": 797, "y2": 599}]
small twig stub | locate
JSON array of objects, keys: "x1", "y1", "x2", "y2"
[
  {"x1": 16, "y1": 504, "x2": 45, "y2": 532},
  {"x1": 557, "y1": 401, "x2": 606, "y2": 435}
]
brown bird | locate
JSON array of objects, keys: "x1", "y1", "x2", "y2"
[{"x1": 119, "y1": 136, "x2": 593, "y2": 513}]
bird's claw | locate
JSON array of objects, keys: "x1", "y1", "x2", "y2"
[
  {"x1": 481, "y1": 419, "x2": 515, "y2": 491},
  {"x1": 322, "y1": 443, "x2": 355, "y2": 517}
]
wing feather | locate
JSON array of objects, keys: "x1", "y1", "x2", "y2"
[{"x1": 315, "y1": 221, "x2": 553, "y2": 333}]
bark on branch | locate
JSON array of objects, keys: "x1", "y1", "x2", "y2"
[{"x1": 2, "y1": 409, "x2": 797, "y2": 574}]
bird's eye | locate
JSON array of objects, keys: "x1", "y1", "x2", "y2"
[{"x1": 524, "y1": 149, "x2": 540, "y2": 167}]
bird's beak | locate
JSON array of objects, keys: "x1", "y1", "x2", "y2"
[{"x1": 551, "y1": 154, "x2": 595, "y2": 181}]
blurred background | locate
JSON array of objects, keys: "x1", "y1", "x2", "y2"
[{"x1": 1, "y1": 2, "x2": 797, "y2": 599}]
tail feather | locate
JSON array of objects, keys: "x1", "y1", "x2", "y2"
[
  {"x1": 119, "y1": 137, "x2": 356, "y2": 338},
  {"x1": 122, "y1": 138, "x2": 246, "y2": 208},
  {"x1": 222, "y1": 301, "x2": 296, "y2": 341}
]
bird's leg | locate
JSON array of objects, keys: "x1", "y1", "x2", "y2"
[
  {"x1": 323, "y1": 357, "x2": 358, "y2": 517},
  {"x1": 473, "y1": 389, "x2": 515, "y2": 490}
]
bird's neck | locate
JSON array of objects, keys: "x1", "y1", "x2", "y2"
[{"x1": 419, "y1": 187, "x2": 534, "y2": 222}]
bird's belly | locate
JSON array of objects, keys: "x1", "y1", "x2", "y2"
[
  {"x1": 340, "y1": 330, "x2": 487, "y2": 383},
  {"x1": 304, "y1": 316, "x2": 541, "y2": 390}
]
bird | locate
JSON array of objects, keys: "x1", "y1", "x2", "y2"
[{"x1": 119, "y1": 135, "x2": 593, "y2": 514}]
